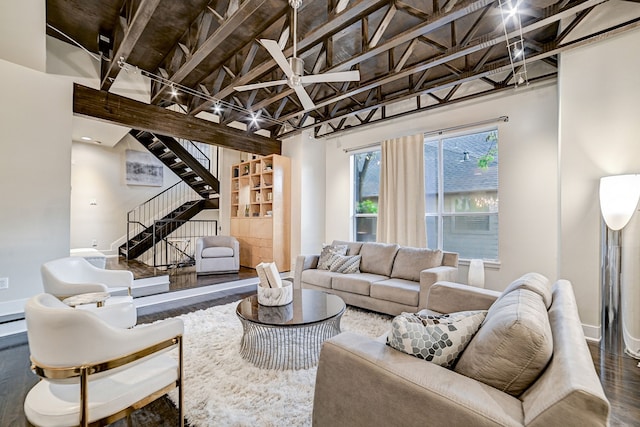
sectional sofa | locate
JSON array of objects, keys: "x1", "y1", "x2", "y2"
[
  {"x1": 294, "y1": 240, "x2": 459, "y2": 315},
  {"x1": 312, "y1": 273, "x2": 610, "y2": 426}
]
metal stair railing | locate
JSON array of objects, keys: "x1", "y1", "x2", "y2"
[
  {"x1": 177, "y1": 138, "x2": 211, "y2": 171},
  {"x1": 125, "y1": 181, "x2": 202, "y2": 258},
  {"x1": 140, "y1": 219, "x2": 219, "y2": 269}
]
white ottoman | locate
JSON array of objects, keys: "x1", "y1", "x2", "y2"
[{"x1": 70, "y1": 248, "x2": 107, "y2": 269}]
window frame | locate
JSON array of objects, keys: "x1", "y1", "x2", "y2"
[
  {"x1": 425, "y1": 126, "x2": 499, "y2": 261},
  {"x1": 349, "y1": 126, "x2": 499, "y2": 261}
]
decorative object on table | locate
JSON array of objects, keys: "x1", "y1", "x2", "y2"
[
  {"x1": 256, "y1": 262, "x2": 292, "y2": 306},
  {"x1": 125, "y1": 149, "x2": 163, "y2": 186},
  {"x1": 599, "y1": 174, "x2": 640, "y2": 358},
  {"x1": 467, "y1": 258, "x2": 485, "y2": 288}
]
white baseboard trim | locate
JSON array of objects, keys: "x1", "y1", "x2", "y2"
[
  {"x1": 623, "y1": 325, "x2": 640, "y2": 358},
  {"x1": 582, "y1": 323, "x2": 600, "y2": 341}
]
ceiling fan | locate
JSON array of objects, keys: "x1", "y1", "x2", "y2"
[{"x1": 233, "y1": 0, "x2": 360, "y2": 111}]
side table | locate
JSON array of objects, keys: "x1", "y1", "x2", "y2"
[{"x1": 62, "y1": 292, "x2": 110, "y2": 308}]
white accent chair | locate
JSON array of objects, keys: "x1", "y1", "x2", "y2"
[
  {"x1": 41, "y1": 256, "x2": 137, "y2": 328},
  {"x1": 23, "y1": 293, "x2": 184, "y2": 427},
  {"x1": 195, "y1": 236, "x2": 240, "y2": 274}
]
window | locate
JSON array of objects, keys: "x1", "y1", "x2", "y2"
[
  {"x1": 353, "y1": 150, "x2": 380, "y2": 242},
  {"x1": 425, "y1": 130, "x2": 499, "y2": 260},
  {"x1": 351, "y1": 129, "x2": 498, "y2": 260}
]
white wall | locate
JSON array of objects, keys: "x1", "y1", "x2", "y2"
[
  {"x1": 315, "y1": 82, "x2": 559, "y2": 292},
  {"x1": 0, "y1": 59, "x2": 72, "y2": 304},
  {"x1": 70, "y1": 134, "x2": 182, "y2": 253},
  {"x1": 282, "y1": 131, "x2": 327, "y2": 265},
  {"x1": 0, "y1": 0, "x2": 45, "y2": 72},
  {"x1": 559, "y1": 26, "x2": 640, "y2": 337}
]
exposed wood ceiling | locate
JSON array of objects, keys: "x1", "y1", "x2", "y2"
[{"x1": 47, "y1": 0, "x2": 640, "y2": 141}]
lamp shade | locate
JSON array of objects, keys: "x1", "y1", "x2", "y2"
[{"x1": 599, "y1": 174, "x2": 640, "y2": 231}]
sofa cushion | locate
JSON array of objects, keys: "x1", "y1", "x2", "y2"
[
  {"x1": 359, "y1": 243, "x2": 400, "y2": 276},
  {"x1": 332, "y1": 273, "x2": 386, "y2": 296},
  {"x1": 328, "y1": 255, "x2": 361, "y2": 274},
  {"x1": 498, "y1": 272, "x2": 552, "y2": 309},
  {"x1": 390, "y1": 247, "x2": 443, "y2": 282},
  {"x1": 454, "y1": 288, "x2": 553, "y2": 396},
  {"x1": 387, "y1": 310, "x2": 487, "y2": 368},
  {"x1": 301, "y1": 269, "x2": 342, "y2": 289},
  {"x1": 201, "y1": 247, "x2": 234, "y2": 258},
  {"x1": 317, "y1": 244, "x2": 348, "y2": 270},
  {"x1": 331, "y1": 240, "x2": 364, "y2": 256},
  {"x1": 370, "y1": 279, "x2": 420, "y2": 306}
]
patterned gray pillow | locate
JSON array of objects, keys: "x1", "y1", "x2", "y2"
[
  {"x1": 317, "y1": 244, "x2": 348, "y2": 270},
  {"x1": 387, "y1": 310, "x2": 487, "y2": 368},
  {"x1": 328, "y1": 254, "x2": 361, "y2": 274}
]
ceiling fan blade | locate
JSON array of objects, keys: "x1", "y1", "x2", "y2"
[
  {"x1": 234, "y1": 80, "x2": 287, "y2": 92},
  {"x1": 293, "y1": 85, "x2": 316, "y2": 111},
  {"x1": 260, "y1": 39, "x2": 294, "y2": 78},
  {"x1": 298, "y1": 70, "x2": 360, "y2": 84}
]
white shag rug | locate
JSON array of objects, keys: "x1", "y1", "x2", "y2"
[{"x1": 166, "y1": 300, "x2": 391, "y2": 427}]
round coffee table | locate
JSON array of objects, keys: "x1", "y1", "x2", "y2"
[{"x1": 236, "y1": 288, "x2": 345, "y2": 370}]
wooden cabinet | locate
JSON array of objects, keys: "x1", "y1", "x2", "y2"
[{"x1": 230, "y1": 154, "x2": 290, "y2": 271}]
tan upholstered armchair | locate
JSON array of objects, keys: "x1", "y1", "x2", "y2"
[
  {"x1": 41, "y1": 256, "x2": 137, "y2": 328},
  {"x1": 23, "y1": 293, "x2": 184, "y2": 427},
  {"x1": 195, "y1": 235, "x2": 240, "y2": 274}
]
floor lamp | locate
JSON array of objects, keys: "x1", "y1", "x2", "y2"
[{"x1": 599, "y1": 174, "x2": 640, "y2": 357}]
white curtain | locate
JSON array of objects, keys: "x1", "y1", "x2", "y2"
[{"x1": 376, "y1": 133, "x2": 427, "y2": 247}]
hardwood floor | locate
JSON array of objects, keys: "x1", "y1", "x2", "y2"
[
  {"x1": 2, "y1": 276, "x2": 639, "y2": 426},
  {"x1": 105, "y1": 257, "x2": 258, "y2": 292}
]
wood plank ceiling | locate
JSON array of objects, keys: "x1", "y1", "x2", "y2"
[{"x1": 46, "y1": 0, "x2": 640, "y2": 141}]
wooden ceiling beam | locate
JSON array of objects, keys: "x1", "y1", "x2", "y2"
[
  {"x1": 100, "y1": 0, "x2": 162, "y2": 91},
  {"x1": 73, "y1": 84, "x2": 280, "y2": 155},
  {"x1": 277, "y1": 0, "x2": 607, "y2": 123},
  {"x1": 283, "y1": 14, "x2": 640, "y2": 138},
  {"x1": 151, "y1": 0, "x2": 281, "y2": 104},
  {"x1": 192, "y1": 0, "x2": 391, "y2": 115},
  {"x1": 248, "y1": 0, "x2": 496, "y2": 114}
]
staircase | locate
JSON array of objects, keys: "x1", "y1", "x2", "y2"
[
  {"x1": 130, "y1": 130, "x2": 219, "y2": 198},
  {"x1": 119, "y1": 130, "x2": 221, "y2": 261}
]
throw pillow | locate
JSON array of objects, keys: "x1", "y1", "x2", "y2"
[
  {"x1": 454, "y1": 288, "x2": 553, "y2": 396},
  {"x1": 390, "y1": 247, "x2": 444, "y2": 282},
  {"x1": 317, "y1": 244, "x2": 348, "y2": 270},
  {"x1": 328, "y1": 254, "x2": 361, "y2": 274},
  {"x1": 387, "y1": 310, "x2": 487, "y2": 368}
]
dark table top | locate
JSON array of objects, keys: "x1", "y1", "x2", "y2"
[{"x1": 236, "y1": 289, "x2": 345, "y2": 326}]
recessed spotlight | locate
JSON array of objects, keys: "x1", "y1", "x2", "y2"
[
  {"x1": 81, "y1": 136, "x2": 92, "y2": 141},
  {"x1": 171, "y1": 85, "x2": 178, "y2": 97}
]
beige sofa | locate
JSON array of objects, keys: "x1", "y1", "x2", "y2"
[
  {"x1": 294, "y1": 241, "x2": 458, "y2": 316},
  {"x1": 312, "y1": 275, "x2": 610, "y2": 426}
]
